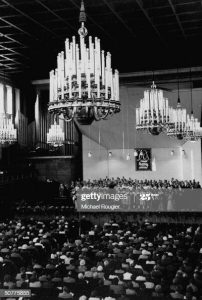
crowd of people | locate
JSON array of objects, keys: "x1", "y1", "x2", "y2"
[
  {"x1": 1, "y1": 216, "x2": 202, "y2": 299},
  {"x1": 1, "y1": 177, "x2": 202, "y2": 299},
  {"x1": 70, "y1": 178, "x2": 202, "y2": 190},
  {"x1": 70, "y1": 178, "x2": 202, "y2": 212}
]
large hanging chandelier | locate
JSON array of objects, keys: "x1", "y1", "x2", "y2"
[
  {"x1": 136, "y1": 82, "x2": 172, "y2": 135},
  {"x1": 48, "y1": 0, "x2": 120, "y2": 125},
  {"x1": 0, "y1": 113, "x2": 17, "y2": 144},
  {"x1": 47, "y1": 121, "x2": 65, "y2": 147}
]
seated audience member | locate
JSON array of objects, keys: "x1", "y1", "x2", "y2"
[{"x1": 58, "y1": 286, "x2": 73, "y2": 299}]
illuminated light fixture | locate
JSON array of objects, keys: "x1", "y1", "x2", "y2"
[
  {"x1": 184, "y1": 75, "x2": 202, "y2": 142},
  {"x1": 166, "y1": 104, "x2": 187, "y2": 140},
  {"x1": 67, "y1": 140, "x2": 75, "y2": 145},
  {"x1": 108, "y1": 151, "x2": 112, "y2": 157},
  {"x1": 47, "y1": 121, "x2": 65, "y2": 147},
  {"x1": 152, "y1": 157, "x2": 157, "y2": 171},
  {"x1": 136, "y1": 82, "x2": 172, "y2": 135},
  {"x1": 134, "y1": 149, "x2": 138, "y2": 157},
  {"x1": 126, "y1": 153, "x2": 131, "y2": 160},
  {"x1": 184, "y1": 113, "x2": 202, "y2": 142},
  {"x1": 0, "y1": 113, "x2": 17, "y2": 145},
  {"x1": 167, "y1": 70, "x2": 202, "y2": 142},
  {"x1": 88, "y1": 151, "x2": 92, "y2": 158},
  {"x1": 167, "y1": 72, "x2": 187, "y2": 140},
  {"x1": 48, "y1": 0, "x2": 120, "y2": 125},
  {"x1": 171, "y1": 150, "x2": 174, "y2": 156}
]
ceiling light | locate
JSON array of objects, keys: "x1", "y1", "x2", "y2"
[
  {"x1": 136, "y1": 82, "x2": 172, "y2": 135},
  {"x1": 108, "y1": 151, "x2": 112, "y2": 157},
  {"x1": 0, "y1": 113, "x2": 17, "y2": 145},
  {"x1": 126, "y1": 153, "x2": 131, "y2": 160},
  {"x1": 88, "y1": 151, "x2": 92, "y2": 158},
  {"x1": 48, "y1": 0, "x2": 120, "y2": 125},
  {"x1": 47, "y1": 121, "x2": 65, "y2": 147}
]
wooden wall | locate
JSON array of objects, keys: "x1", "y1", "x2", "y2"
[{"x1": 28, "y1": 156, "x2": 82, "y2": 184}]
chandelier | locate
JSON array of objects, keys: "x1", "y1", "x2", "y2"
[
  {"x1": 166, "y1": 100, "x2": 187, "y2": 140},
  {"x1": 47, "y1": 121, "x2": 65, "y2": 147},
  {"x1": 184, "y1": 113, "x2": 202, "y2": 142},
  {"x1": 136, "y1": 82, "x2": 172, "y2": 135},
  {"x1": 183, "y1": 74, "x2": 202, "y2": 142},
  {"x1": 0, "y1": 113, "x2": 17, "y2": 145},
  {"x1": 48, "y1": 0, "x2": 120, "y2": 125},
  {"x1": 167, "y1": 71, "x2": 202, "y2": 142}
]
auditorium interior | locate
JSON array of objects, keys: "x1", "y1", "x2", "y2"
[{"x1": 1, "y1": 0, "x2": 202, "y2": 299}]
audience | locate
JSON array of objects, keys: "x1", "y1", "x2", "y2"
[
  {"x1": 0, "y1": 215, "x2": 202, "y2": 299},
  {"x1": 71, "y1": 178, "x2": 202, "y2": 212},
  {"x1": 0, "y1": 177, "x2": 202, "y2": 299}
]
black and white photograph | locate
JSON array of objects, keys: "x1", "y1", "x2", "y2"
[{"x1": 1, "y1": 0, "x2": 202, "y2": 299}]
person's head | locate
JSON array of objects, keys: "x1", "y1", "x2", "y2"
[
  {"x1": 176, "y1": 285, "x2": 183, "y2": 293},
  {"x1": 4, "y1": 274, "x2": 11, "y2": 283},
  {"x1": 90, "y1": 290, "x2": 98, "y2": 297},
  {"x1": 79, "y1": 296, "x2": 87, "y2": 300},
  {"x1": 30, "y1": 275, "x2": 37, "y2": 282},
  {"x1": 185, "y1": 291, "x2": 193, "y2": 300},
  {"x1": 78, "y1": 273, "x2": 84, "y2": 280},
  {"x1": 20, "y1": 267, "x2": 26, "y2": 273},
  {"x1": 155, "y1": 285, "x2": 162, "y2": 293},
  {"x1": 112, "y1": 277, "x2": 119, "y2": 285},
  {"x1": 21, "y1": 273, "x2": 26, "y2": 281},
  {"x1": 93, "y1": 272, "x2": 98, "y2": 279},
  {"x1": 126, "y1": 281, "x2": 133, "y2": 289},
  {"x1": 63, "y1": 286, "x2": 70, "y2": 293},
  {"x1": 98, "y1": 278, "x2": 104, "y2": 286}
]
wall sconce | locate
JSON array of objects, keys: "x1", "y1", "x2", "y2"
[
  {"x1": 108, "y1": 151, "x2": 112, "y2": 157},
  {"x1": 126, "y1": 154, "x2": 131, "y2": 160},
  {"x1": 171, "y1": 150, "x2": 174, "y2": 156},
  {"x1": 88, "y1": 151, "x2": 92, "y2": 158},
  {"x1": 152, "y1": 157, "x2": 157, "y2": 171}
]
